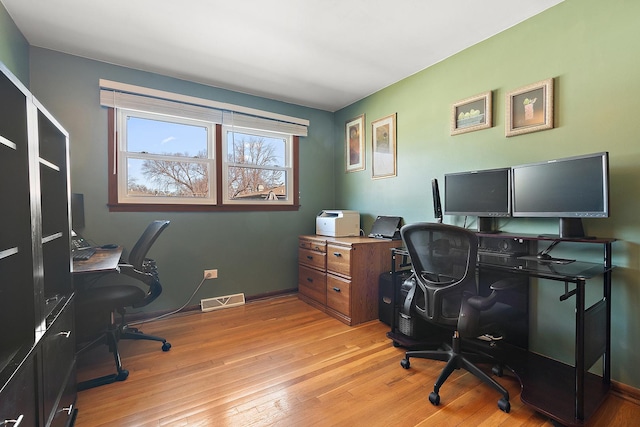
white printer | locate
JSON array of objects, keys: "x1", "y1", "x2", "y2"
[{"x1": 316, "y1": 210, "x2": 360, "y2": 237}]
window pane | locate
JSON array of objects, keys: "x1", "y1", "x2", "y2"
[
  {"x1": 227, "y1": 166, "x2": 287, "y2": 201},
  {"x1": 127, "y1": 157, "x2": 210, "y2": 198},
  {"x1": 226, "y1": 131, "x2": 286, "y2": 167},
  {"x1": 127, "y1": 116, "x2": 208, "y2": 157}
]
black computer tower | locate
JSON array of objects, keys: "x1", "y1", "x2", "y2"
[
  {"x1": 378, "y1": 271, "x2": 412, "y2": 326},
  {"x1": 379, "y1": 271, "x2": 438, "y2": 340}
]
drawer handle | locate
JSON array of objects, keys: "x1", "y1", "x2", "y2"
[
  {"x1": 307, "y1": 277, "x2": 313, "y2": 282},
  {"x1": 333, "y1": 252, "x2": 342, "y2": 257},
  {"x1": 314, "y1": 246, "x2": 321, "y2": 251},
  {"x1": 58, "y1": 331, "x2": 71, "y2": 338},
  {"x1": 332, "y1": 287, "x2": 341, "y2": 292},
  {"x1": 4, "y1": 415, "x2": 24, "y2": 426},
  {"x1": 306, "y1": 255, "x2": 314, "y2": 260}
]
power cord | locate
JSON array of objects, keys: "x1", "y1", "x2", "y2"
[{"x1": 129, "y1": 276, "x2": 208, "y2": 326}]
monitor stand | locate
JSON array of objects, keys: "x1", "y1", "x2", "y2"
[
  {"x1": 559, "y1": 218, "x2": 595, "y2": 239},
  {"x1": 477, "y1": 217, "x2": 499, "y2": 234}
]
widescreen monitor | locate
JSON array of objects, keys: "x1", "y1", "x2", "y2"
[
  {"x1": 444, "y1": 167, "x2": 511, "y2": 232},
  {"x1": 511, "y1": 152, "x2": 609, "y2": 238}
]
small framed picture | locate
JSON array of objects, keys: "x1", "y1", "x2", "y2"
[
  {"x1": 345, "y1": 114, "x2": 365, "y2": 172},
  {"x1": 506, "y1": 78, "x2": 554, "y2": 137},
  {"x1": 451, "y1": 91, "x2": 492, "y2": 135},
  {"x1": 371, "y1": 113, "x2": 397, "y2": 179}
]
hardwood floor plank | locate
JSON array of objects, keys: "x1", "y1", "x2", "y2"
[{"x1": 75, "y1": 295, "x2": 639, "y2": 426}]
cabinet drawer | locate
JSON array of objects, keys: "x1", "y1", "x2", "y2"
[
  {"x1": 0, "y1": 354, "x2": 37, "y2": 427},
  {"x1": 42, "y1": 301, "x2": 75, "y2": 427},
  {"x1": 299, "y1": 238, "x2": 326, "y2": 252},
  {"x1": 298, "y1": 248, "x2": 326, "y2": 270},
  {"x1": 298, "y1": 264, "x2": 326, "y2": 305},
  {"x1": 327, "y1": 274, "x2": 351, "y2": 316},
  {"x1": 327, "y1": 245, "x2": 351, "y2": 277},
  {"x1": 49, "y1": 362, "x2": 77, "y2": 427}
]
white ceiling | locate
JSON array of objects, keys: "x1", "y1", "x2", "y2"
[{"x1": 3, "y1": 0, "x2": 563, "y2": 112}]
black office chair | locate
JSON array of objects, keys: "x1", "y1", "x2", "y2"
[
  {"x1": 398, "y1": 222, "x2": 525, "y2": 413},
  {"x1": 75, "y1": 220, "x2": 172, "y2": 390}
]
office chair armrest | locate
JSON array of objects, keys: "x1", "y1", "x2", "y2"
[
  {"x1": 466, "y1": 292, "x2": 499, "y2": 311},
  {"x1": 467, "y1": 278, "x2": 524, "y2": 311},
  {"x1": 118, "y1": 264, "x2": 155, "y2": 286}
]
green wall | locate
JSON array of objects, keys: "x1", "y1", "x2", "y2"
[
  {"x1": 335, "y1": 0, "x2": 640, "y2": 388},
  {"x1": 26, "y1": 48, "x2": 336, "y2": 323},
  {"x1": 0, "y1": 1, "x2": 29, "y2": 84}
]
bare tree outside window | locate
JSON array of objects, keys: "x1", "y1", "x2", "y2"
[{"x1": 226, "y1": 132, "x2": 287, "y2": 201}]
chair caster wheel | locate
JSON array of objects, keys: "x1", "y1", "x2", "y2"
[
  {"x1": 400, "y1": 358, "x2": 410, "y2": 369},
  {"x1": 492, "y1": 364, "x2": 503, "y2": 377},
  {"x1": 498, "y1": 397, "x2": 510, "y2": 413},
  {"x1": 162, "y1": 342, "x2": 172, "y2": 351},
  {"x1": 392, "y1": 341, "x2": 400, "y2": 347},
  {"x1": 116, "y1": 370, "x2": 129, "y2": 382},
  {"x1": 429, "y1": 391, "x2": 440, "y2": 406}
]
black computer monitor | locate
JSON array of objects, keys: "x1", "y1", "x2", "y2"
[
  {"x1": 431, "y1": 178, "x2": 443, "y2": 223},
  {"x1": 511, "y1": 152, "x2": 609, "y2": 238},
  {"x1": 71, "y1": 193, "x2": 85, "y2": 229},
  {"x1": 444, "y1": 167, "x2": 511, "y2": 233}
]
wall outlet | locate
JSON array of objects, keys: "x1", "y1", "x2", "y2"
[{"x1": 204, "y1": 269, "x2": 218, "y2": 279}]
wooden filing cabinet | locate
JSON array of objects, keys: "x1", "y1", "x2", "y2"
[{"x1": 298, "y1": 235, "x2": 399, "y2": 326}]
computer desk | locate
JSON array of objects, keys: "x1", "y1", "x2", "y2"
[
  {"x1": 72, "y1": 246, "x2": 123, "y2": 275},
  {"x1": 388, "y1": 232, "x2": 616, "y2": 427}
]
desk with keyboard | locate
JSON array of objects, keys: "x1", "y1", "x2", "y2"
[
  {"x1": 72, "y1": 246, "x2": 122, "y2": 275},
  {"x1": 388, "y1": 231, "x2": 615, "y2": 427}
]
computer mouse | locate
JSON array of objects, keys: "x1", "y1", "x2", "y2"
[{"x1": 101, "y1": 243, "x2": 118, "y2": 249}]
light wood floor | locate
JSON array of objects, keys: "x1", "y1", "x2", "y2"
[{"x1": 74, "y1": 295, "x2": 638, "y2": 426}]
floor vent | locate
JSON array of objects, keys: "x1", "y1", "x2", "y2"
[{"x1": 200, "y1": 293, "x2": 245, "y2": 312}]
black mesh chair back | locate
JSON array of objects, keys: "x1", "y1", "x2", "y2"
[
  {"x1": 128, "y1": 220, "x2": 171, "y2": 269},
  {"x1": 401, "y1": 222, "x2": 477, "y2": 327}
]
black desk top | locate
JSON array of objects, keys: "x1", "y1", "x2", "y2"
[{"x1": 477, "y1": 253, "x2": 613, "y2": 281}]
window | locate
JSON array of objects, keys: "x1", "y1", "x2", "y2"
[
  {"x1": 223, "y1": 127, "x2": 292, "y2": 204},
  {"x1": 102, "y1": 82, "x2": 305, "y2": 212},
  {"x1": 118, "y1": 110, "x2": 215, "y2": 205}
]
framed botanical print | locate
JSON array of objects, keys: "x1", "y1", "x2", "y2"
[
  {"x1": 371, "y1": 113, "x2": 397, "y2": 179},
  {"x1": 451, "y1": 91, "x2": 492, "y2": 135},
  {"x1": 345, "y1": 114, "x2": 365, "y2": 172},
  {"x1": 506, "y1": 78, "x2": 554, "y2": 137}
]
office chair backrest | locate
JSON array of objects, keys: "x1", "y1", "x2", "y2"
[
  {"x1": 400, "y1": 222, "x2": 477, "y2": 327},
  {"x1": 128, "y1": 220, "x2": 171, "y2": 269}
]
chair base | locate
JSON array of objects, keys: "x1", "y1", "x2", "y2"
[
  {"x1": 121, "y1": 325, "x2": 172, "y2": 351},
  {"x1": 76, "y1": 322, "x2": 172, "y2": 390},
  {"x1": 77, "y1": 327, "x2": 129, "y2": 391},
  {"x1": 401, "y1": 334, "x2": 511, "y2": 413}
]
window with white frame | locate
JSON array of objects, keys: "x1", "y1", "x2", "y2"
[
  {"x1": 222, "y1": 126, "x2": 292, "y2": 204},
  {"x1": 101, "y1": 80, "x2": 306, "y2": 212},
  {"x1": 119, "y1": 110, "x2": 215, "y2": 204}
]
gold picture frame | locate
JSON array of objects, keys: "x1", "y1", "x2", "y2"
[
  {"x1": 451, "y1": 91, "x2": 492, "y2": 135},
  {"x1": 506, "y1": 78, "x2": 554, "y2": 137},
  {"x1": 345, "y1": 114, "x2": 365, "y2": 172},
  {"x1": 371, "y1": 113, "x2": 397, "y2": 179}
]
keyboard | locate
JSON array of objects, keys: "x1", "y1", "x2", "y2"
[{"x1": 72, "y1": 247, "x2": 96, "y2": 261}]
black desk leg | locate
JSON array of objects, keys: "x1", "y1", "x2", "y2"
[{"x1": 575, "y1": 278, "x2": 586, "y2": 421}]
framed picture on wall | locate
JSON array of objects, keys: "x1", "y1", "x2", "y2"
[
  {"x1": 451, "y1": 91, "x2": 492, "y2": 135},
  {"x1": 345, "y1": 114, "x2": 365, "y2": 172},
  {"x1": 371, "y1": 113, "x2": 397, "y2": 179},
  {"x1": 506, "y1": 78, "x2": 554, "y2": 137}
]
